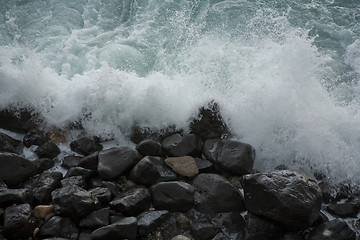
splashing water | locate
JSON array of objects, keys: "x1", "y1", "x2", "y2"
[{"x1": 1, "y1": 0, "x2": 360, "y2": 187}]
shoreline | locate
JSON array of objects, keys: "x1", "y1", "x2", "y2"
[{"x1": 0, "y1": 106, "x2": 359, "y2": 240}]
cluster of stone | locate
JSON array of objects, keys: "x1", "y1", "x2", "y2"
[{"x1": 0, "y1": 105, "x2": 358, "y2": 240}]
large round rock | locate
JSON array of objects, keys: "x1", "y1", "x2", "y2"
[
  {"x1": 98, "y1": 147, "x2": 142, "y2": 180},
  {"x1": 242, "y1": 170, "x2": 322, "y2": 229},
  {"x1": 0, "y1": 152, "x2": 38, "y2": 187},
  {"x1": 51, "y1": 185, "x2": 99, "y2": 222},
  {"x1": 203, "y1": 139, "x2": 255, "y2": 176},
  {"x1": 193, "y1": 173, "x2": 245, "y2": 213},
  {"x1": 151, "y1": 181, "x2": 194, "y2": 212}
]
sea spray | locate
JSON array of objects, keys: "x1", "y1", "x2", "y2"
[{"x1": 1, "y1": 0, "x2": 360, "y2": 189}]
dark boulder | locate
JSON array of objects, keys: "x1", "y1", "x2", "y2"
[
  {"x1": 326, "y1": 202, "x2": 359, "y2": 218},
  {"x1": 4, "y1": 203, "x2": 38, "y2": 239},
  {"x1": 70, "y1": 137, "x2": 103, "y2": 156},
  {"x1": 39, "y1": 216, "x2": 79, "y2": 239},
  {"x1": 308, "y1": 218, "x2": 356, "y2": 240},
  {"x1": 24, "y1": 171, "x2": 62, "y2": 204},
  {"x1": 78, "y1": 151, "x2": 99, "y2": 170},
  {"x1": 203, "y1": 139, "x2": 255, "y2": 176},
  {"x1": 79, "y1": 208, "x2": 109, "y2": 229},
  {"x1": 61, "y1": 156, "x2": 81, "y2": 169},
  {"x1": 245, "y1": 212, "x2": 284, "y2": 240},
  {"x1": 195, "y1": 158, "x2": 216, "y2": 173},
  {"x1": 64, "y1": 166, "x2": 95, "y2": 180},
  {"x1": 98, "y1": 147, "x2": 142, "y2": 180},
  {"x1": 151, "y1": 181, "x2": 194, "y2": 212},
  {"x1": 242, "y1": 170, "x2": 322, "y2": 229},
  {"x1": 0, "y1": 188, "x2": 32, "y2": 206},
  {"x1": 193, "y1": 173, "x2": 245, "y2": 213},
  {"x1": 23, "y1": 130, "x2": 49, "y2": 148},
  {"x1": 0, "y1": 152, "x2": 38, "y2": 187},
  {"x1": 61, "y1": 175, "x2": 87, "y2": 189},
  {"x1": 211, "y1": 233, "x2": 231, "y2": 240},
  {"x1": 136, "y1": 139, "x2": 164, "y2": 156},
  {"x1": 35, "y1": 141, "x2": 60, "y2": 159},
  {"x1": 89, "y1": 187, "x2": 112, "y2": 205},
  {"x1": 33, "y1": 158, "x2": 54, "y2": 173},
  {"x1": 51, "y1": 185, "x2": 99, "y2": 222},
  {"x1": 109, "y1": 186, "x2": 151, "y2": 216},
  {"x1": 190, "y1": 218, "x2": 221, "y2": 240},
  {"x1": 217, "y1": 212, "x2": 246, "y2": 235},
  {"x1": 91, "y1": 217, "x2": 137, "y2": 240},
  {"x1": 137, "y1": 210, "x2": 170, "y2": 236},
  {"x1": 0, "y1": 108, "x2": 38, "y2": 133},
  {"x1": 129, "y1": 156, "x2": 177, "y2": 187},
  {"x1": 0, "y1": 132, "x2": 21, "y2": 153},
  {"x1": 162, "y1": 133, "x2": 203, "y2": 157},
  {"x1": 189, "y1": 101, "x2": 230, "y2": 140}
]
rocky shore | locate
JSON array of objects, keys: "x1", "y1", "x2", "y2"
[{"x1": 0, "y1": 103, "x2": 359, "y2": 240}]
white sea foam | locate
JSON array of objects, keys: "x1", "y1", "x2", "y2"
[{"x1": 1, "y1": 0, "x2": 359, "y2": 187}]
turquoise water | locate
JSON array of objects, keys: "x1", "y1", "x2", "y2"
[{"x1": 1, "y1": 0, "x2": 360, "y2": 187}]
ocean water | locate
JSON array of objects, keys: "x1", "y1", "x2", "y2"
[{"x1": 1, "y1": 0, "x2": 360, "y2": 187}]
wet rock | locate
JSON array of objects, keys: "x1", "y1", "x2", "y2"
[
  {"x1": 326, "y1": 202, "x2": 359, "y2": 218},
  {"x1": 129, "y1": 156, "x2": 177, "y2": 187},
  {"x1": 245, "y1": 212, "x2": 284, "y2": 240},
  {"x1": 78, "y1": 151, "x2": 99, "y2": 170},
  {"x1": 189, "y1": 101, "x2": 229, "y2": 140},
  {"x1": 281, "y1": 233, "x2": 303, "y2": 240},
  {"x1": 109, "y1": 186, "x2": 151, "y2": 216},
  {"x1": 35, "y1": 141, "x2": 60, "y2": 159},
  {"x1": 195, "y1": 158, "x2": 216, "y2": 173},
  {"x1": 64, "y1": 166, "x2": 95, "y2": 180},
  {"x1": 176, "y1": 213, "x2": 190, "y2": 232},
  {"x1": 193, "y1": 173, "x2": 245, "y2": 213},
  {"x1": 89, "y1": 187, "x2": 112, "y2": 205},
  {"x1": 78, "y1": 231, "x2": 92, "y2": 240},
  {"x1": 218, "y1": 212, "x2": 246, "y2": 235},
  {"x1": 0, "y1": 108, "x2": 38, "y2": 133},
  {"x1": 0, "y1": 152, "x2": 38, "y2": 187},
  {"x1": 79, "y1": 208, "x2": 109, "y2": 229},
  {"x1": 151, "y1": 181, "x2": 194, "y2": 212},
  {"x1": 190, "y1": 218, "x2": 221, "y2": 240},
  {"x1": 4, "y1": 203, "x2": 38, "y2": 239},
  {"x1": 136, "y1": 139, "x2": 164, "y2": 156},
  {"x1": 162, "y1": 133, "x2": 203, "y2": 157},
  {"x1": 172, "y1": 235, "x2": 191, "y2": 240},
  {"x1": 0, "y1": 188, "x2": 32, "y2": 206},
  {"x1": 98, "y1": 147, "x2": 142, "y2": 180},
  {"x1": 137, "y1": 210, "x2": 170, "y2": 236},
  {"x1": 308, "y1": 218, "x2": 356, "y2": 240},
  {"x1": 0, "y1": 132, "x2": 21, "y2": 153},
  {"x1": 61, "y1": 156, "x2": 81, "y2": 169},
  {"x1": 39, "y1": 216, "x2": 79, "y2": 239},
  {"x1": 61, "y1": 176, "x2": 87, "y2": 189},
  {"x1": 165, "y1": 156, "x2": 199, "y2": 177},
  {"x1": 51, "y1": 185, "x2": 99, "y2": 222},
  {"x1": 242, "y1": 170, "x2": 322, "y2": 229},
  {"x1": 23, "y1": 130, "x2": 49, "y2": 148},
  {"x1": 211, "y1": 232, "x2": 231, "y2": 240},
  {"x1": 33, "y1": 205, "x2": 54, "y2": 219},
  {"x1": 70, "y1": 137, "x2": 103, "y2": 156},
  {"x1": 33, "y1": 158, "x2": 54, "y2": 173},
  {"x1": 24, "y1": 171, "x2": 62, "y2": 204},
  {"x1": 203, "y1": 139, "x2": 255, "y2": 176},
  {"x1": 91, "y1": 216, "x2": 137, "y2": 240}
]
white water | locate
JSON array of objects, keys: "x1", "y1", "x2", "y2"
[{"x1": 1, "y1": 0, "x2": 360, "y2": 188}]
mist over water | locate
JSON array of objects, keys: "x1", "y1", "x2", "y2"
[{"x1": 1, "y1": 0, "x2": 360, "y2": 187}]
